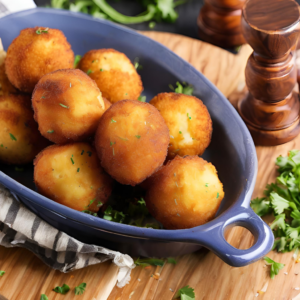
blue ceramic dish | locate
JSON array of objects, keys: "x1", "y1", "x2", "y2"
[{"x1": 0, "y1": 8, "x2": 273, "y2": 266}]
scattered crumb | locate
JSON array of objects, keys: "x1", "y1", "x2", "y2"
[
  {"x1": 284, "y1": 272, "x2": 288, "y2": 275},
  {"x1": 129, "y1": 291, "x2": 135, "y2": 299},
  {"x1": 294, "y1": 287, "x2": 300, "y2": 290},
  {"x1": 137, "y1": 278, "x2": 141, "y2": 282},
  {"x1": 263, "y1": 265, "x2": 266, "y2": 268},
  {"x1": 70, "y1": 275, "x2": 74, "y2": 278},
  {"x1": 260, "y1": 282, "x2": 269, "y2": 293},
  {"x1": 169, "y1": 288, "x2": 174, "y2": 292},
  {"x1": 257, "y1": 291, "x2": 265, "y2": 295},
  {"x1": 255, "y1": 293, "x2": 259, "y2": 297},
  {"x1": 152, "y1": 273, "x2": 160, "y2": 280},
  {"x1": 145, "y1": 266, "x2": 152, "y2": 270}
]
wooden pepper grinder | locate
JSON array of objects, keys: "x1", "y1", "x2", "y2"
[
  {"x1": 197, "y1": 0, "x2": 246, "y2": 48},
  {"x1": 237, "y1": 0, "x2": 300, "y2": 146}
]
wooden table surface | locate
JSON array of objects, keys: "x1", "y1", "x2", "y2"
[{"x1": 1, "y1": 31, "x2": 299, "y2": 300}]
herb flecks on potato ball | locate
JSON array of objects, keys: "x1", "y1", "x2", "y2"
[
  {"x1": 95, "y1": 100, "x2": 169, "y2": 186},
  {"x1": 78, "y1": 49, "x2": 143, "y2": 103},
  {"x1": 5, "y1": 27, "x2": 74, "y2": 93},
  {"x1": 150, "y1": 93, "x2": 212, "y2": 159},
  {"x1": 34, "y1": 142, "x2": 113, "y2": 213},
  {"x1": 32, "y1": 69, "x2": 105, "y2": 144},
  {"x1": 0, "y1": 94, "x2": 49, "y2": 165},
  {"x1": 145, "y1": 156, "x2": 224, "y2": 229}
]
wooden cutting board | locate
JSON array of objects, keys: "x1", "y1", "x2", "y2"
[{"x1": 1, "y1": 31, "x2": 298, "y2": 300}]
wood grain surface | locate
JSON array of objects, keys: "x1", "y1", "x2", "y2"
[{"x1": 2, "y1": 31, "x2": 296, "y2": 300}]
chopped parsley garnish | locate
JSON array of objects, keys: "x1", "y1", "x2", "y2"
[
  {"x1": 100, "y1": 68, "x2": 104, "y2": 71},
  {"x1": 134, "y1": 58, "x2": 143, "y2": 70},
  {"x1": 205, "y1": 183, "x2": 209, "y2": 187},
  {"x1": 77, "y1": 168, "x2": 80, "y2": 172},
  {"x1": 110, "y1": 141, "x2": 115, "y2": 147},
  {"x1": 103, "y1": 206, "x2": 126, "y2": 223},
  {"x1": 216, "y1": 192, "x2": 219, "y2": 198},
  {"x1": 135, "y1": 135, "x2": 141, "y2": 139},
  {"x1": 0, "y1": 271, "x2": 5, "y2": 276},
  {"x1": 40, "y1": 295, "x2": 48, "y2": 300},
  {"x1": 82, "y1": 210, "x2": 97, "y2": 217},
  {"x1": 167, "y1": 258, "x2": 177, "y2": 264},
  {"x1": 59, "y1": 103, "x2": 69, "y2": 109},
  {"x1": 174, "y1": 285, "x2": 195, "y2": 300},
  {"x1": 179, "y1": 131, "x2": 182, "y2": 134},
  {"x1": 74, "y1": 55, "x2": 82, "y2": 67},
  {"x1": 0, "y1": 144, "x2": 3, "y2": 147},
  {"x1": 81, "y1": 150, "x2": 84, "y2": 155},
  {"x1": 15, "y1": 167, "x2": 24, "y2": 172},
  {"x1": 85, "y1": 199, "x2": 95, "y2": 208},
  {"x1": 9, "y1": 133, "x2": 17, "y2": 141},
  {"x1": 187, "y1": 113, "x2": 191, "y2": 120},
  {"x1": 97, "y1": 201, "x2": 103, "y2": 207},
  {"x1": 263, "y1": 257, "x2": 285, "y2": 279},
  {"x1": 74, "y1": 283, "x2": 86, "y2": 295},
  {"x1": 47, "y1": 130, "x2": 54, "y2": 134},
  {"x1": 87, "y1": 69, "x2": 93, "y2": 75},
  {"x1": 125, "y1": 93, "x2": 128, "y2": 96},
  {"x1": 36, "y1": 27, "x2": 49, "y2": 34},
  {"x1": 250, "y1": 150, "x2": 300, "y2": 254},
  {"x1": 111, "y1": 118, "x2": 117, "y2": 123},
  {"x1": 135, "y1": 258, "x2": 165, "y2": 267},
  {"x1": 149, "y1": 21, "x2": 156, "y2": 28},
  {"x1": 87, "y1": 151, "x2": 92, "y2": 157},
  {"x1": 118, "y1": 136, "x2": 128, "y2": 141},
  {"x1": 138, "y1": 95, "x2": 146, "y2": 102},
  {"x1": 71, "y1": 157, "x2": 74, "y2": 165},
  {"x1": 53, "y1": 284, "x2": 70, "y2": 295},
  {"x1": 169, "y1": 82, "x2": 194, "y2": 96}
]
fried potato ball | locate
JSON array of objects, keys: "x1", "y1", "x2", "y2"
[
  {"x1": 34, "y1": 142, "x2": 113, "y2": 213},
  {"x1": 32, "y1": 69, "x2": 105, "y2": 144},
  {"x1": 0, "y1": 94, "x2": 49, "y2": 165},
  {"x1": 103, "y1": 97, "x2": 112, "y2": 111},
  {"x1": 145, "y1": 156, "x2": 224, "y2": 229},
  {"x1": 150, "y1": 93, "x2": 212, "y2": 159},
  {"x1": 95, "y1": 100, "x2": 169, "y2": 186},
  {"x1": 78, "y1": 49, "x2": 143, "y2": 103},
  {"x1": 5, "y1": 27, "x2": 74, "y2": 93}
]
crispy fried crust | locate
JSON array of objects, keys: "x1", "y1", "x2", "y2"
[
  {"x1": 145, "y1": 156, "x2": 224, "y2": 229},
  {"x1": 5, "y1": 27, "x2": 74, "y2": 93},
  {"x1": 150, "y1": 93, "x2": 212, "y2": 159},
  {"x1": 32, "y1": 69, "x2": 105, "y2": 144},
  {"x1": 0, "y1": 94, "x2": 49, "y2": 165},
  {"x1": 95, "y1": 100, "x2": 170, "y2": 186},
  {"x1": 34, "y1": 142, "x2": 113, "y2": 212},
  {"x1": 0, "y1": 64, "x2": 17, "y2": 95},
  {"x1": 78, "y1": 49, "x2": 143, "y2": 103}
]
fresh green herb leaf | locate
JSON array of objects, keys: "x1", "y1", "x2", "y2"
[
  {"x1": 187, "y1": 113, "x2": 191, "y2": 120},
  {"x1": 74, "y1": 282, "x2": 86, "y2": 295},
  {"x1": 263, "y1": 257, "x2": 285, "y2": 279},
  {"x1": 216, "y1": 192, "x2": 219, "y2": 198},
  {"x1": 0, "y1": 271, "x2": 5, "y2": 276},
  {"x1": 135, "y1": 135, "x2": 141, "y2": 139},
  {"x1": 205, "y1": 183, "x2": 209, "y2": 187},
  {"x1": 100, "y1": 68, "x2": 104, "y2": 71},
  {"x1": 82, "y1": 210, "x2": 97, "y2": 217},
  {"x1": 9, "y1": 133, "x2": 17, "y2": 141},
  {"x1": 81, "y1": 150, "x2": 84, "y2": 155},
  {"x1": 77, "y1": 168, "x2": 80, "y2": 172},
  {"x1": 270, "y1": 192, "x2": 290, "y2": 214},
  {"x1": 59, "y1": 103, "x2": 69, "y2": 109},
  {"x1": 36, "y1": 27, "x2": 49, "y2": 34},
  {"x1": 103, "y1": 206, "x2": 126, "y2": 223},
  {"x1": 167, "y1": 258, "x2": 177, "y2": 264},
  {"x1": 111, "y1": 118, "x2": 117, "y2": 123},
  {"x1": 270, "y1": 214, "x2": 286, "y2": 231},
  {"x1": 149, "y1": 21, "x2": 156, "y2": 28},
  {"x1": 174, "y1": 285, "x2": 195, "y2": 300},
  {"x1": 87, "y1": 151, "x2": 92, "y2": 157},
  {"x1": 250, "y1": 197, "x2": 271, "y2": 217},
  {"x1": 71, "y1": 157, "x2": 74, "y2": 165},
  {"x1": 53, "y1": 284, "x2": 70, "y2": 295},
  {"x1": 179, "y1": 131, "x2": 182, "y2": 134},
  {"x1": 47, "y1": 129, "x2": 54, "y2": 134},
  {"x1": 40, "y1": 295, "x2": 48, "y2": 300},
  {"x1": 134, "y1": 258, "x2": 165, "y2": 267},
  {"x1": 85, "y1": 199, "x2": 95, "y2": 208},
  {"x1": 97, "y1": 201, "x2": 103, "y2": 207},
  {"x1": 170, "y1": 82, "x2": 194, "y2": 95},
  {"x1": 74, "y1": 55, "x2": 82, "y2": 67},
  {"x1": 87, "y1": 69, "x2": 93, "y2": 75},
  {"x1": 138, "y1": 95, "x2": 146, "y2": 102}
]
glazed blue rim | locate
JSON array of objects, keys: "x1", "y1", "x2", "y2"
[{"x1": 0, "y1": 8, "x2": 272, "y2": 266}]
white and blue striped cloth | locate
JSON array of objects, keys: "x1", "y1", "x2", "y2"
[{"x1": 0, "y1": 0, "x2": 135, "y2": 288}]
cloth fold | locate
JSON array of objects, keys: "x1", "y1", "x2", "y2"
[{"x1": 0, "y1": 185, "x2": 135, "y2": 288}]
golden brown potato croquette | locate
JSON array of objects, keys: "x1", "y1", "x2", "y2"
[
  {"x1": 103, "y1": 97, "x2": 112, "y2": 111},
  {"x1": 0, "y1": 94, "x2": 49, "y2": 165},
  {"x1": 0, "y1": 64, "x2": 17, "y2": 95},
  {"x1": 95, "y1": 100, "x2": 169, "y2": 186},
  {"x1": 32, "y1": 69, "x2": 105, "y2": 144},
  {"x1": 145, "y1": 156, "x2": 224, "y2": 229},
  {"x1": 5, "y1": 27, "x2": 74, "y2": 93},
  {"x1": 34, "y1": 142, "x2": 113, "y2": 213},
  {"x1": 78, "y1": 49, "x2": 143, "y2": 103},
  {"x1": 150, "y1": 93, "x2": 212, "y2": 159}
]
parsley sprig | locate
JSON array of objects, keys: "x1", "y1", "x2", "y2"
[
  {"x1": 75, "y1": 282, "x2": 86, "y2": 295},
  {"x1": 174, "y1": 285, "x2": 195, "y2": 300},
  {"x1": 53, "y1": 284, "x2": 70, "y2": 294},
  {"x1": 0, "y1": 270, "x2": 5, "y2": 276},
  {"x1": 169, "y1": 82, "x2": 194, "y2": 95},
  {"x1": 251, "y1": 150, "x2": 300, "y2": 254},
  {"x1": 263, "y1": 257, "x2": 285, "y2": 279}
]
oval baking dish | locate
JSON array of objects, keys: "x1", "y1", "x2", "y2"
[{"x1": 0, "y1": 8, "x2": 273, "y2": 267}]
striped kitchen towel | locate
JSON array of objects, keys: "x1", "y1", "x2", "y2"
[{"x1": 0, "y1": 185, "x2": 135, "y2": 288}]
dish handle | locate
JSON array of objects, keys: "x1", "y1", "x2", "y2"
[{"x1": 187, "y1": 207, "x2": 274, "y2": 267}]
